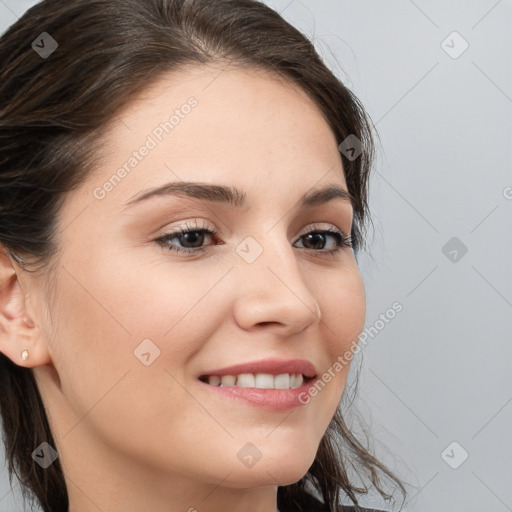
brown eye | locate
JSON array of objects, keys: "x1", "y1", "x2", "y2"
[
  {"x1": 294, "y1": 228, "x2": 352, "y2": 253},
  {"x1": 155, "y1": 220, "x2": 220, "y2": 255}
]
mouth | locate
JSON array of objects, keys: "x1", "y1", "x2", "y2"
[
  {"x1": 198, "y1": 372, "x2": 316, "y2": 389},
  {"x1": 196, "y1": 358, "x2": 318, "y2": 411}
]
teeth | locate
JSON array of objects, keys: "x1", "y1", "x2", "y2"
[
  {"x1": 206, "y1": 373, "x2": 304, "y2": 389},
  {"x1": 220, "y1": 375, "x2": 236, "y2": 386},
  {"x1": 274, "y1": 373, "x2": 290, "y2": 389},
  {"x1": 290, "y1": 374, "x2": 303, "y2": 388},
  {"x1": 236, "y1": 373, "x2": 255, "y2": 388},
  {"x1": 207, "y1": 375, "x2": 221, "y2": 386}
]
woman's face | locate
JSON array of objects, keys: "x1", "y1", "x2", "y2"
[{"x1": 31, "y1": 65, "x2": 366, "y2": 506}]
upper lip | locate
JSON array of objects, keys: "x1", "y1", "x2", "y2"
[{"x1": 199, "y1": 358, "x2": 317, "y2": 379}]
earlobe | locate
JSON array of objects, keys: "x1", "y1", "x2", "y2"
[{"x1": 0, "y1": 248, "x2": 51, "y2": 367}]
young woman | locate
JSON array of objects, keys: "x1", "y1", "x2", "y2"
[{"x1": 0, "y1": 1, "x2": 406, "y2": 511}]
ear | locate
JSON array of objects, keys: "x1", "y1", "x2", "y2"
[{"x1": 0, "y1": 248, "x2": 51, "y2": 367}]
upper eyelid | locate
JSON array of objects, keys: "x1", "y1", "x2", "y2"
[
  {"x1": 299, "y1": 222, "x2": 348, "y2": 236},
  {"x1": 162, "y1": 221, "x2": 348, "y2": 237},
  {"x1": 155, "y1": 219, "x2": 353, "y2": 257},
  {"x1": 158, "y1": 223, "x2": 350, "y2": 251},
  {"x1": 156, "y1": 228, "x2": 349, "y2": 254}
]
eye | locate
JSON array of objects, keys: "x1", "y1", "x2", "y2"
[
  {"x1": 294, "y1": 225, "x2": 352, "y2": 255},
  {"x1": 154, "y1": 221, "x2": 352, "y2": 256},
  {"x1": 155, "y1": 220, "x2": 219, "y2": 255}
]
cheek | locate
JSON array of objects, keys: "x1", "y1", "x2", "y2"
[
  {"x1": 307, "y1": 264, "x2": 365, "y2": 413},
  {"x1": 50, "y1": 247, "x2": 230, "y2": 402},
  {"x1": 48, "y1": 256, "x2": 223, "y2": 468},
  {"x1": 317, "y1": 263, "x2": 366, "y2": 355}
]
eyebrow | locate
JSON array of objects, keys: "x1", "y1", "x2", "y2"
[{"x1": 124, "y1": 181, "x2": 353, "y2": 210}]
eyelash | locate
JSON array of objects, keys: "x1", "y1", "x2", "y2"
[{"x1": 155, "y1": 220, "x2": 353, "y2": 257}]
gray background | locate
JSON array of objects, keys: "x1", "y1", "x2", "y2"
[{"x1": 1, "y1": 1, "x2": 511, "y2": 511}]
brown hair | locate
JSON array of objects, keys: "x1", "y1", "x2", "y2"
[{"x1": 0, "y1": 0, "x2": 406, "y2": 511}]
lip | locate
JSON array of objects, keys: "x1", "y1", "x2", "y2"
[
  {"x1": 198, "y1": 358, "x2": 317, "y2": 379},
  {"x1": 197, "y1": 376, "x2": 316, "y2": 412},
  {"x1": 196, "y1": 358, "x2": 318, "y2": 412}
]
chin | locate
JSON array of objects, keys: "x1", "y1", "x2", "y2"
[
  {"x1": 224, "y1": 468, "x2": 311, "y2": 490},
  {"x1": 221, "y1": 448, "x2": 317, "y2": 489}
]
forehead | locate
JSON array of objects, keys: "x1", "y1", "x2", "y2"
[{"x1": 85, "y1": 64, "x2": 348, "y2": 210}]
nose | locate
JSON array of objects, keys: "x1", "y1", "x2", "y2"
[{"x1": 232, "y1": 233, "x2": 321, "y2": 336}]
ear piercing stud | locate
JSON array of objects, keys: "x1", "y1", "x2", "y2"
[{"x1": 20, "y1": 349, "x2": 29, "y2": 361}]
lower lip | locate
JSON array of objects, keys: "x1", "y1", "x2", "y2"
[{"x1": 197, "y1": 378, "x2": 315, "y2": 412}]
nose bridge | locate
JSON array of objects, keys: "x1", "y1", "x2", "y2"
[{"x1": 232, "y1": 226, "x2": 321, "y2": 332}]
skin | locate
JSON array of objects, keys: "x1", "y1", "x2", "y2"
[{"x1": 0, "y1": 64, "x2": 365, "y2": 512}]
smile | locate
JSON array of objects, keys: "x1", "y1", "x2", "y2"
[{"x1": 199, "y1": 372, "x2": 307, "y2": 389}]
